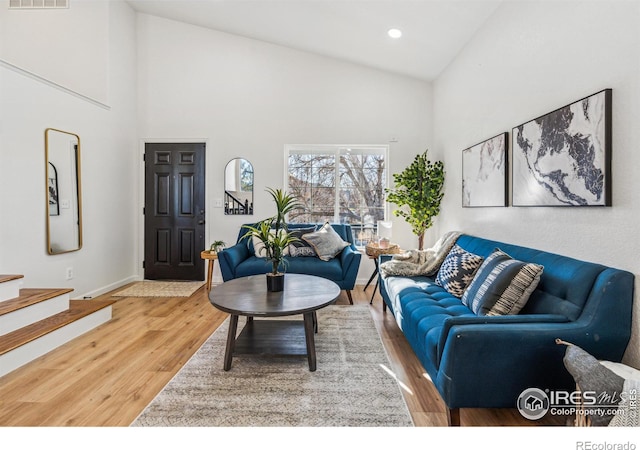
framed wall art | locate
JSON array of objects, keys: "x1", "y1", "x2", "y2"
[
  {"x1": 512, "y1": 89, "x2": 612, "y2": 206},
  {"x1": 462, "y1": 132, "x2": 508, "y2": 207}
]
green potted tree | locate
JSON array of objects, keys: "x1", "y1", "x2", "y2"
[
  {"x1": 385, "y1": 150, "x2": 445, "y2": 250},
  {"x1": 241, "y1": 187, "x2": 302, "y2": 291}
]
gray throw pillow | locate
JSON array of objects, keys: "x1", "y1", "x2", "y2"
[
  {"x1": 562, "y1": 343, "x2": 625, "y2": 426},
  {"x1": 287, "y1": 226, "x2": 317, "y2": 257},
  {"x1": 302, "y1": 222, "x2": 349, "y2": 261}
]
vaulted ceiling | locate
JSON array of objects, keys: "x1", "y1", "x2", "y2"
[{"x1": 126, "y1": 0, "x2": 503, "y2": 81}]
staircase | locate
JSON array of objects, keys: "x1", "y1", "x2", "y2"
[{"x1": 0, "y1": 274, "x2": 115, "y2": 377}]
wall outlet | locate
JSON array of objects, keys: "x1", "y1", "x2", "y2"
[
  {"x1": 66, "y1": 267, "x2": 74, "y2": 280},
  {"x1": 214, "y1": 198, "x2": 223, "y2": 208}
]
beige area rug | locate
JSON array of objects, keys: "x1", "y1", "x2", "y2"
[
  {"x1": 131, "y1": 305, "x2": 414, "y2": 427},
  {"x1": 114, "y1": 281, "x2": 204, "y2": 298}
]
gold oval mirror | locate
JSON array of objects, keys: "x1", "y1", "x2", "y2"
[
  {"x1": 224, "y1": 158, "x2": 254, "y2": 215},
  {"x1": 45, "y1": 128, "x2": 82, "y2": 254}
]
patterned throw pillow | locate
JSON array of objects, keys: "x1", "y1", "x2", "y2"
[
  {"x1": 434, "y1": 245, "x2": 484, "y2": 298},
  {"x1": 461, "y1": 249, "x2": 543, "y2": 316},
  {"x1": 287, "y1": 226, "x2": 318, "y2": 257},
  {"x1": 302, "y1": 222, "x2": 349, "y2": 261}
]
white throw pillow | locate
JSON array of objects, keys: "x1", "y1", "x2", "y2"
[{"x1": 252, "y1": 231, "x2": 289, "y2": 257}]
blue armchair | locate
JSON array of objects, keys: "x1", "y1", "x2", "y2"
[{"x1": 218, "y1": 223, "x2": 362, "y2": 304}]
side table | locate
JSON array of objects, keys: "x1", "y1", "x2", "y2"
[
  {"x1": 200, "y1": 250, "x2": 218, "y2": 291},
  {"x1": 364, "y1": 242, "x2": 401, "y2": 304}
]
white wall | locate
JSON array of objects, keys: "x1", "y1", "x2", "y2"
[
  {"x1": 433, "y1": 1, "x2": 640, "y2": 366},
  {"x1": 0, "y1": 0, "x2": 138, "y2": 298},
  {"x1": 0, "y1": 0, "x2": 109, "y2": 104},
  {"x1": 136, "y1": 14, "x2": 433, "y2": 283}
]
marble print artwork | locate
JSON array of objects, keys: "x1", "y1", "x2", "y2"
[
  {"x1": 462, "y1": 133, "x2": 507, "y2": 207},
  {"x1": 512, "y1": 90, "x2": 611, "y2": 206}
]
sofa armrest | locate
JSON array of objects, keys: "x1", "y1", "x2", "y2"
[
  {"x1": 437, "y1": 314, "x2": 569, "y2": 364},
  {"x1": 339, "y1": 244, "x2": 362, "y2": 289},
  {"x1": 218, "y1": 242, "x2": 251, "y2": 281},
  {"x1": 435, "y1": 318, "x2": 592, "y2": 408}
]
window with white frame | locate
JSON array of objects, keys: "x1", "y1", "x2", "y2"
[{"x1": 286, "y1": 144, "x2": 388, "y2": 247}]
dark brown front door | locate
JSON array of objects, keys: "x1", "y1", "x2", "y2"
[{"x1": 144, "y1": 143, "x2": 206, "y2": 280}]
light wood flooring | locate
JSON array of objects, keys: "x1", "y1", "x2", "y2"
[{"x1": 0, "y1": 283, "x2": 564, "y2": 427}]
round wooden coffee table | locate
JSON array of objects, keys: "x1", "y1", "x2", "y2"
[{"x1": 209, "y1": 274, "x2": 340, "y2": 371}]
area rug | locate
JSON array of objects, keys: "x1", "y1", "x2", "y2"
[
  {"x1": 131, "y1": 305, "x2": 414, "y2": 427},
  {"x1": 113, "y1": 281, "x2": 204, "y2": 298}
]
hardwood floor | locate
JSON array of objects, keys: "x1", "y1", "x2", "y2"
[{"x1": 0, "y1": 283, "x2": 564, "y2": 427}]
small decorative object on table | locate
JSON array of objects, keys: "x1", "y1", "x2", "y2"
[
  {"x1": 209, "y1": 240, "x2": 226, "y2": 253},
  {"x1": 365, "y1": 241, "x2": 400, "y2": 258},
  {"x1": 377, "y1": 220, "x2": 392, "y2": 249}
]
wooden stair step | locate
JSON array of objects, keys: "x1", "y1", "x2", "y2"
[
  {"x1": 0, "y1": 299, "x2": 116, "y2": 356},
  {"x1": 0, "y1": 288, "x2": 74, "y2": 316},
  {"x1": 0, "y1": 275, "x2": 24, "y2": 284},
  {"x1": 0, "y1": 275, "x2": 25, "y2": 303}
]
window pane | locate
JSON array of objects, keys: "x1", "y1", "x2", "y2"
[
  {"x1": 289, "y1": 153, "x2": 336, "y2": 223},
  {"x1": 287, "y1": 146, "x2": 387, "y2": 245}
]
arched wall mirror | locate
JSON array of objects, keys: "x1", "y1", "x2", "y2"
[
  {"x1": 224, "y1": 158, "x2": 253, "y2": 215},
  {"x1": 45, "y1": 128, "x2": 82, "y2": 254}
]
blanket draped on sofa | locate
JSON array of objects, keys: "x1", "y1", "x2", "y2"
[{"x1": 379, "y1": 231, "x2": 461, "y2": 278}]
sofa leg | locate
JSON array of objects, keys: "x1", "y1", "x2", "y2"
[
  {"x1": 345, "y1": 290, "x2": 353, "y2": 305},
  {"x1": 447, "y1": 408, "x2": 461, "y2": 426}
]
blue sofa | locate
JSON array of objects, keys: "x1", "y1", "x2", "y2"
[
  {"x1": 218, "y1": 223, "x2": 362, "y2": 304},
  {"x1": 379, "y1": 234, "x2": 634, "y2": 426}
]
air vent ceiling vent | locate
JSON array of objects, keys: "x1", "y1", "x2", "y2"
[{"x1": 9, "y1": 0, "x2": 68, "y2": 9}]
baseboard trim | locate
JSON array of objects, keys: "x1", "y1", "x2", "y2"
[{"x1": 77, "y1": 275, "x2": 140, "y2": 300}]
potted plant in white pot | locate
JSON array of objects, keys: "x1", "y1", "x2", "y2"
[
  {"x1": 241, "y1": 188, "x2": 302, "y2": 291},
  {"x1": 208, "y1": 240, "x2": 226, "y2": 254}
]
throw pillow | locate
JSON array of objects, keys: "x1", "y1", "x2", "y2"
[
  {"x1": 302, "y1": 222, "x2": 349, "y2": 261},
  {"x1": 287, "y1": 226, "x2": 318, "y2": 257},
  {"x1": 561, "y1": 342, "x2": 624, "y2": 426},
  {"x1": 252, "y1": 230, "x2": 289, "y2": 258},
  {"x1": 461, "y1": 249, "x2": 543, "y2": 316},
  {"x1": 434, "y1": 244, "x2": 484, "y2": 298}
]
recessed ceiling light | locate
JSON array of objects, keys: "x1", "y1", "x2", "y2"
[{"x1": 388, "y1": 28, "x2": 402, "y2": 39}]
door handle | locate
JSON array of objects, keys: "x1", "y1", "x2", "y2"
[{"x1": 198, "y1": 220, "x2": 205, "y2": 225}]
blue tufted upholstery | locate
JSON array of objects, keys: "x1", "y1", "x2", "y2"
[
  {"x1": 379, "y1": 234, "x2": 634, "y2": 424},
  {"x1": 218, "y1": 223, "x2": 362, "y2": 303}
]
